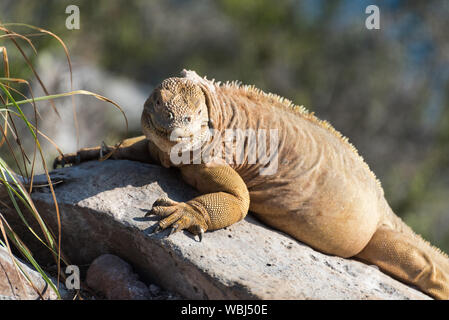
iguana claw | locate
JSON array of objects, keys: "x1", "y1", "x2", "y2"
[
  {"x1": 100, "y1": 141, "x2": 109, "y2": 158},
  {"x1": 168, "y1": 226, "x2": 179, "y2": 236},
  {"x1": 53, "y1": 153, "x2": 81, "y2": 169},
  {"x1": 146, "y1": 196, "x2": 208, "y2": 239},
  {"x1": 151, "y1": 225, "x2": 162, "y2": 234}
]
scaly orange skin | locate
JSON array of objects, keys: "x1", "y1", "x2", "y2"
[{"x1": 55, "y1": 70, "x2": 449, "y2": 299}]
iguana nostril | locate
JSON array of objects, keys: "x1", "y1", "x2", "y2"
[{"x1": 184, "y1": 116, "x2": 192, "y2": 123}]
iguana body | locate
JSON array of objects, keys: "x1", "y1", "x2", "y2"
[{"x1": 55, "y1": 70, "x2": 449, "y2": 299}]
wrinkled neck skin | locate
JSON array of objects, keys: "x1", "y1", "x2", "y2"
[
  {"x1": 166, "y1": 82, "x2": 299, "y2": 188},
  {"x1": 202, "y1": 85, "x2": 298, "y2": 186}
]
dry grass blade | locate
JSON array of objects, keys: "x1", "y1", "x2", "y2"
[
  {"x1": 0, "y1": 82, "x2": 64, "y2": 287},
  {"x1": 0, "y1": 216, "x2": 30, "y2": 298},
  {"x1": 1, "y1": 89, "x2": 129, "y2": 140},
  {"x1": 0, "y1": 24, "x2": 60, "y2": 118},
  {"x1": 1, "y1": 109, "x2": 64, "y2": 164},
  {"x1": 4, "y1": 23, "x2": 78, "y2": 148},
  {"x1": 0, "y1": 46, "x2": 9, "y2": 147},
  {"x1": 0, "y1": 20, "x2": 127, "y2": 300},
  {"x1": 0, "y1": 77, "x2": 42, "y2": 190},
  {"x1": 1, "y1": 81, "x2": 42, "y2": 119},
  {"x1": 1, "y1": 87, "x2": 128, "y2": 291},
  {"x1": 0, "y1": 213, "x2": 60, "y2": 299},
  {"x1": 0, "y1": 29, "x2": 38, "y2": 55},
  {"x1": 0, "y1": 77, "x2": 39, "y2": 180}
]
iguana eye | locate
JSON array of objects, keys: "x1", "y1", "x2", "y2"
[
  {"x1": 184, "y1": 116, "x2": 192, "y2": 123},
  {"x1": 167, "y1": 111, "x2": 174, "y2": 120}
]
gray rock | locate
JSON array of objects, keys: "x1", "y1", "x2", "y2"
[
  {"x1": 149, "y1": 284, "x2": 160, "y2": 295},
  {"x1": 86, "y1": 254, "x2": 151, "y2": 300},
  {"x1": 24, "y1": 160, "x2": 431, "y2": 299},
  {"x1": 0, "y1": 245, "x2": 60, "y2": 300}
]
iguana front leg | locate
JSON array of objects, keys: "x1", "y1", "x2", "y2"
[
  {"x1": 147, "y1": 162, "x2": 250, "y2": 239},
  {"x1": 53, "y1": 135, "x2": 153, "y2": 168}
]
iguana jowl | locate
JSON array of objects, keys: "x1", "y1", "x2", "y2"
[{"x1": 55, "y1": 70, "x2": 449, "y2": 299}]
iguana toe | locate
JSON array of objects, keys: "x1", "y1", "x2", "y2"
[
  {"x1": 53, "y1": 154, "x2": 66, "y2": 169},
  {"x1": 153, "y1": 197, "x2": 179, "y2": 207},
  {"x1": 148, "y1": 199, "x2": 208, "y2": 237}
]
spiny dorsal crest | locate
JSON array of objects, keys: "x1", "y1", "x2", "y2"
[{"x1": 180, "y1": 70, "x2": 382, "y2": 188}]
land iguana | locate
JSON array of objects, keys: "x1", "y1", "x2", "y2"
[{"x1": 54, "y1": 70, "x2": 449, "y2": 299}]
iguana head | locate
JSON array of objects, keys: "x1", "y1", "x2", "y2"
[{"x1": 141, "y1": 77, "x2": 210, "y2": 153}]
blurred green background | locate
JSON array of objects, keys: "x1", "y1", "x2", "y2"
[{"x1": 1, "y1": 0, "x2": 448, "y2": 252}]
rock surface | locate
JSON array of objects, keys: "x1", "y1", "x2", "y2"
[
  {"x1": 0, "y1": 245, "x2": 60, "y2": 300},
  {"x1": 24, "y1": 160, "x2": 430, "y2": 299}
]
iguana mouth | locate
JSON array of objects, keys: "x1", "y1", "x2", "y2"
[
  {"x1": 146, "y1": 113, "x2": 169, "y2": 137},
  {"x1": 146, "y1": 112, "x2": 208, "y2": 143}
]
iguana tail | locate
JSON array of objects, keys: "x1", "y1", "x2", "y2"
[{"x1": 355, "y1": 204, "x2": 449, "y2": 300}]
